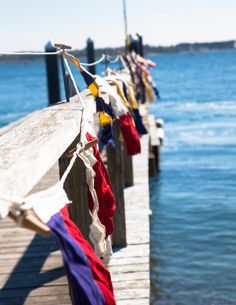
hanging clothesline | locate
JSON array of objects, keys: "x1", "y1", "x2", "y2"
[
  {"x1": 0, "y1": 50, "x2": 63, "y2": 56},
  {"x1": 81, "y1": 54, "x2": 106, "y2": 66},
  {"x1": 0, "y1": 51, "x2": 120, "y2": 67},
  {"x1": 106, "y1": 55, "x2": 120, "y2": 64}
]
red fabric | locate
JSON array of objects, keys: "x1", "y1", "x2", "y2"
[
  {"x1": 137, "y1": 56, "x2": 156, "y2": 68},
  {"x1": 86, "y1": 133, "x2": 116, "y2": 237},
  {"x1": 61, "y1": 205, "x2": 116, "y2": 305},
  {"x1": 118, "y1": 112, "x2": 141, "y2": 156}
]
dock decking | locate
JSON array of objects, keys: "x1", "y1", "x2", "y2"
[{"x1": 0, "y1": 134, "x2": 150, "y2": 305}]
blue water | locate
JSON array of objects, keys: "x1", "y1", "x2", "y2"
[
  {"x1": 149, "y1": 50, "x2": 236, "y2": 305},
  {"x1": 1, "y1": 50, "x2": 236, "y2": 304}
]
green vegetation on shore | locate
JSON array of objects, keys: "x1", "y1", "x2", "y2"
[{"x1": 0, "y1": 40, "x2": 235, "y2": 63}]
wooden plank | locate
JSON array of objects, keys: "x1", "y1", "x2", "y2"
[
  {"x1": 0, "y1": 294, "x2": 71, "y2": 305},
  {"x1": 122, "y1": 144, "x2": 134, "y2": 187},
  {"x1": 59, "y1": 137, "x2": 91, "y2": 241},
  {"x1": 0, "y1": 121, "x2": 151, "y2": 305},
  {"x1": 107, "y1": 120, "x2": 126, "y2": 247},
  {"x1": 0, "y1": 97, "x2": 83, "y2": 207},
  {"x1": 107, "y1": 135, "x2": 150, "y2": 304}
]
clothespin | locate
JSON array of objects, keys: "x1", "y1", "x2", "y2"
[
  {"x1": 9, "y1": 205, "x2": 51, "y2": 237},
  {"x1": 55, "y1": 44, "x2": 84, "y2": 73},
  {"x1": 66, "y1": 139, "x2": 98, "y2": 158},
  {"x1": 54, "y1": 43, "x2": 83, "y2": 71},
  {"x1": 54, "y1": 43, "x2": 72, "y2": 51}
]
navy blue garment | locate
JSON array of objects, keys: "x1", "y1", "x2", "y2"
[
  {"x1": 133, "y1": 109, "x2": 148, "y2": 135},
  {"x1": 100, "y1": 124, "x2": 115, "y2": 148},
  {"x1": 95, "y1": 96, "x2": 114, "y2": 118},
  {"x1": 80, "y1": 70, "x2": 95, "y2": 87}
]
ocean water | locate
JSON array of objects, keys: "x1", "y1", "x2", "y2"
[
  {"x1": 149, "y1": 50, "x2": 236, "y2": 305},
  {"x1": 1, "y1": 50, "x2": 236, "y2": 305}
]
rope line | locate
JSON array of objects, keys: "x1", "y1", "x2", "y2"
[
  {"x1": 0, "y1": 51, "x2": 106, "y2": 67},
  {"x1": 63, "y1": 56, "x2": 84, "y2": 108},
  {"x1": 80, "y1": 54, "x2": 106, "y2": 66},
  {"x1": 106, "y1": 55, "x2": 120, "y2": 64},
  {"x1": 0, "y1": 51, "x2": 62, "y2": 56}
]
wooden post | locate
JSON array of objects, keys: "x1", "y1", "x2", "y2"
[
  {"x1": 58, "y1": 136, "x2": 91, "y2": 242},
  {"x1": 107, "y1": 121, "x2": 127, "y2": 247},
  {"x1": 122, "y1": 144, "x2": 133, "y2": 187},
  {"x1": 137, "y1": 33, "x2": 144, "y2": 56},
  {"x1": 65, "y1": 71, "x2": 77, "y2": 98},
  {"x1": 152, "y1": 145, "x2": 160, "y2": 172},
  {"x1": 128, "y1": 34, "x2": 138, "y2": 53},
  {"x1": 149, "y1": 151, "x2": 157, "y2": 177},
  {"x1": 45, "y1": 41, "x2": 61, "y2": 105},
  {"x1": 86, "y1": 38, "x2": 96, "y2": 75},
  {"x1": 59, "y1": 55, "x2": 70, "y2": 102}
]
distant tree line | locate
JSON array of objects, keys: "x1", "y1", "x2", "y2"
[{"x1": 0, "y1": 40, "x2": 235, "y2": 63}]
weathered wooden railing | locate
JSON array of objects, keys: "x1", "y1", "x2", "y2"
[
  {"x1": 0, "y1": 92, "x2": 161, "y2": 304},
  {"x1": 0, "y1": 88, "x2": 140, "y2": 238}
]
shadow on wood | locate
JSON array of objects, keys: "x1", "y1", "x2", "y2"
[{"x1": 0, "y1": 234, "x2": 65, "y2": 305}]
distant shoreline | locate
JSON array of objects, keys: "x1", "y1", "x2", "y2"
[{"x1": 0, "y1": 40, "x2": 235, "y2": 63}]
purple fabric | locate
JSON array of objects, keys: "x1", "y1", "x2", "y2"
[{"x1": 48, "y1": 212, "x2": 106, "y2": 305}]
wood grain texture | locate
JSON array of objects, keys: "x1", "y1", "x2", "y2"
[
  {"x1": 107, "y1": 120, "x2": 126, "y2": 247},
  {"x1": 0, "y1": 104, "x2": 151, "y2": 305},
  {"x1": 0, "y1": 97, "x2": 83, "y2": 205}
]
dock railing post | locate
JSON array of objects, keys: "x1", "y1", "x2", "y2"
[
  {"x1": 45, "y1": 41, "x2": 61, "y2": 105},
  {"x1": 107, "y1": 121, "x2": 127, "y2": 247},
  {"x1": 136, "y1": 33, "x2": 144, "y2": 56},
  {"x1": 86, "y1": 38, "x2": 96, "y2": 75},
  {"x1": 59, "y1": 136, "x2": 91, "y2": 242},
  {"x1": 122, "y1": 143, "x2": 134, "y2": 187}
]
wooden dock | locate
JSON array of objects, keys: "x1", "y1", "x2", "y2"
[{"x1": 0, "y1": 96, "x2": 159, "y2": 305}]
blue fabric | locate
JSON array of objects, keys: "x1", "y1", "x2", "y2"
[
  {"x1": 81, "y1": 70, "x2": 95, "y2": 87},
  {"x1": 101, "y1": 124, "x2": 115, "y2": 148},
  {"x1": 121, "y1": 81, "x2": 130, "y2": 103},
  {"x1": 95, "y1": 96, "x2": 114, "y2": 118},
  {"x1": 48, "y1": 212, "x2": 106, "y2": 305},
  {"x1": 133, "y1": 109, "x2": 148, "y2": 135},
  {"x1": 152, "y1": 85, "x2": 161, "y2": 99}
]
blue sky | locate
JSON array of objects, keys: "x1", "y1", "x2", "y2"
[{"x1": 0, "y1": 0, "x2": 236, "y2": 51}]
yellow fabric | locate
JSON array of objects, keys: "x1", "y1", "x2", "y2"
[
  {"x1": 113, "y1": 80, "x2": 131, "y2": 109},
  {"x1": 128, "y1": 84, "x2": 139, "y2": 109},
  {"x1": 88, "y1": 81, "x2": 100, "y2": 97},
  {"x1": 143, "y1": 76, "x2": 154, "y2": 102},
  {"x1": 64, "y1": 53, "x2": 83, "y2": 72},
  {"x1": 99, "y1": 111, "x2": 112, "y2": 127}
]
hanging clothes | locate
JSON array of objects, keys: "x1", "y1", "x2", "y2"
[
  {"x1": 63, "y1": 53, "x2": 141, "y2": 155},
  {"x1": 2, "y1": 151, "x2": 116, "y2": 305},
  {"x1": 48, "y1": 205, "x2": 116, "y2": 305},
  {"x1": 97, "y1": 76, "x2": 141, "y2": 156},
  {"x1": 105, "y1": 71, "x2": 147, "y2": 136},
  {"x1": 85, "y1": 132, "x2": 116, "y2": 256}
]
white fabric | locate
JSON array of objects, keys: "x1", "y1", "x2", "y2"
[
  {"x1": 22, "y1": 182, "x2": 70, "y2": 224},
  {"x1": 79, "y1": 119, "x2": 112, "y2": 257},
  {"x1": 157, "y1": 127, "x2": 164, "y2": 140},
  {"x1": 77, "y1": 145, "x2": 107, "y2": 257},
  {"x1": 0, "y1": 200, "x2": 16, "y2": 220}
]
